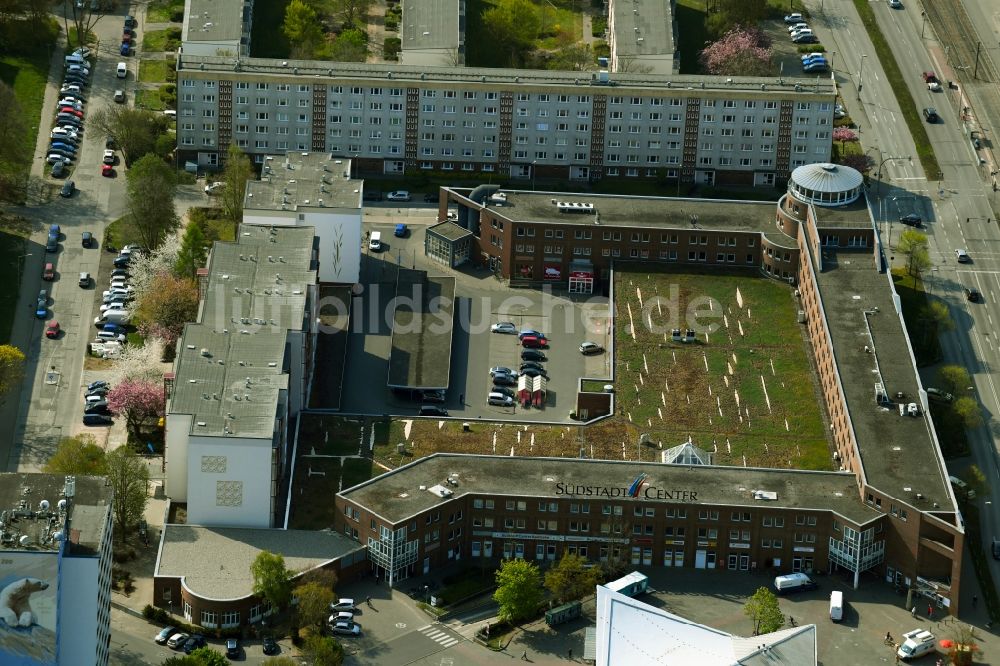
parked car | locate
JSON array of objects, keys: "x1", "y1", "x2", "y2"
[
  {"x1": 792, "y1": 33, "x2": 818, "y2": 43},
  {"x1": 102, "y1": 164, "x2": 114, "y2": 178},
  {"x1": 949, "y1": 476, "x2": 976, "y2": 499},
  {"x1": 394, "y1": 223, "x2": 408, "y2": 237},
  {"x1": 78, "y1": 272, "x2": 91, "y2": 287},
  {"x1": 182, "y1": 635, "x2": 207, "y2": 654},
  {"x1": 113, "y1": 255, "x2": 131, "y2": 268},
  {"x1": 82, "y1": 231, "x2": 93, "y2": 247},
  {"x1": 46, "y1": 234, "x2": 59, "y2": 252},
  {"x1": 154, "y1": 626, "x2": 177, "y2": 644},
  {"x1": 579, "y1": 341, "x2": 605, "y2": 355},
  {"x1": 521, "y1": 349, "x2": 547, "y2": 362},
  {"x1": 418, "y1": 405, "x2": 448, "y2": 417},
  {"x1": 59, "y1": 180, "x2": 75, "y2": 198},
  {"x1": 47, "y1": 153, "x2": 73, "y2": 165},
  {"x1": 520, "y1": 367, "x2": 548, "y2": 379},
  {"x1": 423, "y1": 192, "x2": 438, "y2": 202},
  {"x1": 329, "y1": 620, "x2": 361, "y2": 636},
  {"x1": 787, "y1": 22, "x2": 809, "y2": 34},
  {"x1": 492, "y1": 385, "x2": 515, "y2": 399},
  {"x1": 783, "y1": 12, "x2": 804, "y2": 23},
  {"x1": 51, "y1": 162, "x2": 67, "y2": 178},
  {"x1": 899, "y1": 213, "x2": 922, "y2": 227},
  {"x1": 362, "y1": 190, "x2": 382, "y2": 201},
  {"x1": 83, "y1": 413, "x2": 113, "y2": 426},
  {"x1": 491, "y1": 321, "x2": 517, "y2": 334},
  {"x1": 59, "y1": 107, "x2": 84, "y2": 118},
  {"x1": 521, "y1": 335, "x2": 548, "y2": 349},
  {"x1": 116, "y1": 62, "x2": 127, "y2": 78},
  {"x1": 488, "y1": 392, "x2": 514, "y2": 407},
  {"x1": 803, "y1": 62, "x2": 828, "y2": 73},
  {"x1": 119, "y1": 43, "x2": 130, "y2": 56},
  {"x1": 518, "y1": 329, "x2": 544, "y2": 340},
  {"x1": 84, "y1": 400, "x2": 111, "y2": 415},
  {"x1": 489, "y1": 366, "x2": 516, "y2": 378},
  {"x1": 387, "y1": 190, "x2": 412, "y2": 201},
  {"x1": 421, "y1": 389, "x2": 446, "y2": 403},
  {"x1": 88, "y1": 380, "x2": 109, "y2": 392},
  {"x1": 923, "y1": 107, "x2": 940, "y2": 123},
  {"x1": 45, "y1": 321, "x2": 60, "y2": 339},
  {"x1": 492, "y1": 373, "x2": 517, "y2": 387},
  {"x1": 262, "y1": 636, "x2": 279, "y2": 655},
  {"x1": 992, "y1": 539, "x2": 1000, "y2": 561},
  {"x1": 225, "y1": 638, "x2": 240, "y2": 659},
  {"x1": 329, "y1": 598, "x2": 357, "y2": 612},
  {"x1": 42, "y1": 262, "x2": 55, "y2": 280}
]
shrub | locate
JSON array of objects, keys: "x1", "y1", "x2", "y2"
[
  {"x1": 592, "y1": 17, "x2": 607, "y2": 37},
  {"x1": 169, "y1": 9, "x2": 184, "y2": 22},
  {"x1": 796, "y1": 44, "x2": 825, "y2": 53},
  {"x1": 384, "y1": 37, "x2": 401, "y2": 60},
  {"x1": 384, "y1": 15, "x2": 399, "y2": 31}
]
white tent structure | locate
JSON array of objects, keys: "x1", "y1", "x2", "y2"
[{"x1": 661, "y1": 438, "x2": 713, "y2": 465}]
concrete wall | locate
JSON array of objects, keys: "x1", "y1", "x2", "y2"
[
  {"x1": 59, "y1": 555, "x2": 101, "y2": 666},
  {"x1": 166, "y1": 413, "x2": 193, "y2": 501},
  {"x1": 186, "y1": 434, "x2": 275, "y2": 528}
]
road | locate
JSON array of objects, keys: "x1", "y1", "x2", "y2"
[{"x1": 811, "y1": 0, "x2": 1000, "y2": 613}]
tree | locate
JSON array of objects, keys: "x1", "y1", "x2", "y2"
[
  {"x1": 544, "y1": 553, "x2": 602, "y2": 602},
  {"x1": 482, "y1": 0, "x2": 540, "y2": 66},
  {"x1": 331, "y1": 0, "x2": 375, "y2": 29},
  {"x1": 699, "y1": 26, "x2": 773, "y2": 76},
  {"x1": 89, "y1": 106, "x2": 166, "y2": 167},
  {"x1": 707, "y1": 0, "x2": 767, "y2": 37},
  {"x1": 0, "y1": 344, "x2": 25, "y2": 401},
  {"x1": 0, "y1": 81, "x2": 30, "y2": 202},
  {"x1": 547, "y1": 43, "x2": 596, "y2": 72},
  {"x1": 107, "y1": 378, "x2": 166, "y2": 442},
  {"x1": 220, "y1": 144, "x2": 253, "y2": 231},
  {"x1": 953, "y1": 396, "x2": 983, "y2": 429},
  {"x1": 493, "y1": 558, "x2": 544, "y2": 624},
  {"x1": 175, "y1": 223, "x2": 208, "y2": 279},
  {"x1": 837, "y1": 152, "x2": 874, "y2": 174},
  {"x1": 188, "y1": 647, "x2": 230, "y2": 666},
  {"x1": 109, "y1": 336, "x2": 166, "y2": 385},
  {"x1": 126, "y1": 229, "x2": 183, "y2": 300},
  {"x1": 301, "y1": 632, "x2": 344, "y2": 666},
  {"x1": 937, "y1": 365, "x2": 972, "y2": 395},
  {"x1": 43, "y1": 435, "x2": 107, "y2": 475},
  {"x1": 63, "y1": 0, "x2": 117, "y2": 50},
  {"x1": 743, "y1": 586, "x2": 784, "y2": 635},
  {"x1": 896, "y1": 229, "x2": 931, "y2": 278},
  {"x1": 832, "y1": 127, "x2": 859, "y2": 142},
  {"x1": 105, "y1": 444, "x2": 150, "y2": 541},
  {"x1": 295, "y1": 581, "x2": 335, "y2": 628},
  {"x1": 252, "y1": 551, "x2": 294, "y2": 610},
  {"x1": 283, "y1": 0, "x2": 324, "y2": 58},
  {"x1": 134, "y1": 272, "x2": 200, "y2": 347},
  {"x1": 963, "y1": 464, "x2": 988, "y2": 499},
  {"x1": 263, "y1": 658, "x2": 298, "y2": 666},
  {"x1": 946, "y1": 622, "x2": 983, "y2": 664},
  {"x1": 326, "y1": 28, "x2": 368, "y2": 62},
  {"x1": 126, "y1": 154, "x2": 180, "y2": 251}
]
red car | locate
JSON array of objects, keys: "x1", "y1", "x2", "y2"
[
  {"x1": 45, "y1": 321, "x2": 60, "y2": 339},
  {"x1": 521, "y1": 335, "x2": 549, "y2": 349},
  {"x1": 102, "y1": 164, "x2": 114, "y2": 177},
  {"x1": 122, "y1": 33, "x2": 132, "y2": 43},
  {"x1": 60, "y1": 107, "x2": 84, "y2": 118},
  {"x1": 42, "y1": 262, "x2": 55, "y2": 280}
]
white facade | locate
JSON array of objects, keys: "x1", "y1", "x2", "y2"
[
  {"x1": 60, "y1": 556, "x2": 106, "y2": 666},
  {"x1": 185, "y1": 433, "x2": 278, "y2": 527},
  {"x1": 243, "y1": 209, "x2": 361, "y2": 284}
]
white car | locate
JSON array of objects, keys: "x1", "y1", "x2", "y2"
[
  {"x1": 100, "y1": 301, "x2": 127, "y2": 313},
  {"x1": 491, "y1": 321, "x2": 517, "y2": 334},
  {"x1": 73, "y1": 47, "x2": 92, "y2": 59},
  {"x1": 329, "y1": 620, "x2": 361, "y2": 636},
  {"x1": 51, "y1": 129, "x2": 79, "y2": 141},
  {"x1": 787, "y1": 22, "x2": 809, "y2": 34},
  {"x1": 58, "y1": 98, "x2": 84, "y2": 109},
  {"x1": 329, "y1": 598, "x2": 356, "y2": 612},
  {"x1": 116, "y1": 62, "x2": 127, "y2": 79},
  {"x1": 204, "y1": 181, "x2": 225, "y2": 195},
  {"x1": 47, "y1": 154, "x2": 73, "y2": 165},
  {"x1": 67, "y1": 64, "x2": 90, "y2": 77},
  {"x1": 386, "y1": 190, "x2": 411, "y2": 201},
  {"x1": 103, "y1": 149, "x2": 116, "y2": 165},
  {"x1": 834, "y1": 104, "x2": 846, "y2": 119},
  {"x1": 955, "y1": 249, "x2": 970, "y2": 263}
]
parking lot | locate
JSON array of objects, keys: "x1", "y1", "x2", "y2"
[{"x1": 336, "y1": 215, "x2": 612, "y2": 423}]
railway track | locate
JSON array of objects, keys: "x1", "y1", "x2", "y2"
[{"x1": 922, "y1": 0, "x2": 996, "y2": 84}]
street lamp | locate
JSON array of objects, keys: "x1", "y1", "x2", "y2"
[
  {"x1": 531, "y1": 160, "x2": 538, "y2": 191},
  {"x1": 875, "y1": 155, "x2": 911, "y2": 196},
  {"x1": 920, "y1": 11, "x2": 927, "y2": 39},
  {"x1": 858, "y1": 55, "x2": 868, "y2": 98}
]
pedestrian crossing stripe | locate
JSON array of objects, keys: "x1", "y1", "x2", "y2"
[{"x1": 419, "y1": 625, "x2": 460, "y2": 648}]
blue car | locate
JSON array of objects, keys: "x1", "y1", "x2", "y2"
[
  {"x1": 394, "y1": 223, "x2": 408, "y2": 237},
  {"x1": 803, "y1": 63, "x2": 829, "y2": 73},
  {"x1": 49, "y1": 224, "x2": 61, "y2": 238},
  {"x1": 50, "y1": 142, "x2": 77, "y2": 154},
  {"x1": 120, "y1": 43, "x2": 130, "y2": 56},
  {"x1": 35, "y1": 290, "x2": 48, "y2": 318}
]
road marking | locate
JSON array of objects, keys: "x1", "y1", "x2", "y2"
[{"x1": 419, "y1": 624, "x2": 461, "y2": 648}]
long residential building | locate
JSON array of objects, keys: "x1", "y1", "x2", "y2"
[{"x1": 175, "y1": 54, "x2": 836, "y2": 186}]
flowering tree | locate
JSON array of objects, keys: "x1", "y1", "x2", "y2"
[
  {"x1": 107, "y1": 378, "x2": 165, "y2": 442},
  {"x1": 832, "y1": 127, "x2": 858, "y2": 142},
  {"x1": 699, "y1": 26, "x2": 773, "y2": 76},
  {"x1": 135, "y1": 272, "x2": 199, "y2": 348},
  {"x1": 126, "y1": 229, "x2": 182, "y2": 302},
  {"x1": 109, "y1": 337, "x2": 165, "y2": 386}
]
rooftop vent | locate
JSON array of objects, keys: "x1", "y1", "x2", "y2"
[
  {"x1": 752, "y1": 490, "x2": 778, "y2": 501},
  {"x1": 427, "y1": 484, "x2": 454, "y2": 498}
]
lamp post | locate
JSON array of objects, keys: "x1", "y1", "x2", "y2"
[
  {"x1": 875, "y1": 155, "x2": 911, "y2": 196},
  {"x1": 921, "y1": 11, "x2": 927, "y2": 39},
  {"x1": 531, "y1": 160, "x2": 538, "y2": 191}
]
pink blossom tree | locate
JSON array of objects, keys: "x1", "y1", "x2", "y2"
[
  {"x1": 107, "y1": 378, "x2": 165, "y2": 442},
  {"x1": 699, "y1": 26, "x2": 773, "y2": 77},
  {"x1": 837, "y1": 153, "x2": 875, "y2": 174},
  {"x1": 832, "y1": 127, "x2": 858, "y2": 142}
]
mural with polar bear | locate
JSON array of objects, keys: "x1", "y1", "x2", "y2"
[{"x1": 0, "y1": 553, "x2": 58, "y2": 665}]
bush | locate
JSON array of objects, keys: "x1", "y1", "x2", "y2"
[
  {"x1": 592, "y1": 17, "x2": 607, "y2": 38},
  {"x1": 594, "y1": 41, "x2": 610, "y2": 58},
  {"x1": 169, "y1": 9, "x2": 184, "y2": 22},
  {"x1": 796, "y1": 44, "x2": 825, "y2": 53},
  {"x1": 384, "y1": 15, "x2": 399, "y2": 30},
  {"x1": 384, "y1": 37, "x2": 401, "y2": 60}
]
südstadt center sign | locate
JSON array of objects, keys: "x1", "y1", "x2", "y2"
[{"x1": 554, "y1": 473, "x2": 699, "y2": 502}]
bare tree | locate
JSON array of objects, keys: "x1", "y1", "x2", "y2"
[
  {"x1": 61, "y1": 0, "x2": 117, "y2": 49},
  {"x1": 220, "y1": 143, "x2": 253, "y2": 232},
  {"x1": 89, "y1": 106, "x2": 165, "y2": 167},
  {"x1": 105, "y1": 445, "x2": 150, "y2": 542}
]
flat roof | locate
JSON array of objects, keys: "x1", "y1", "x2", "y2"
[
  {"x1": 0, "y1": 474, "x2": 111, "y2": 557},
  {"x1": 169, "y1": 225, "x2": 315, "y2": 438},
  {"x1": 177, "y1": 54, "x2": 838, "y2": 97},
  {"x1": 246, "y1": 153, "x2": 362, "y2": 211},
  {"x1": 339, "y1": 453, "x2": 876, "y2": 525},
  {"x1": 184, "y1": 0, "x2": 244, "y2": 43},
  {"x1": 427, "y1": 221, "x2": 473, "y2": 241},
  {"x1": 156, "y1": 525, "x2": 364, "y2": 600},
  {"x1": 402, "y1": 0, "x2": 460, "y2": 52},
  {"x1": 612, "y1": 0, "x2": 676, "y2": 58},
  {"x1": 813, "y1": 251, "x2": 952, "y2": 508},
  {"x1": 387, "y1": 272, "x2": 456, "y2": 389}
]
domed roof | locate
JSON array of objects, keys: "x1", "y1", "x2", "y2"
[{"x1": 790, "y1": 163, "x2": 863, "y2": 193}]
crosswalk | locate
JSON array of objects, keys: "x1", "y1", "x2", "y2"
[{"x1": 417, "y1": 624, "x2": 462, "y2": 649}]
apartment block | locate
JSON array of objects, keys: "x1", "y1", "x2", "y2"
[{"x1": 175, "y1": 55, "x2": 835, "y2": 186}]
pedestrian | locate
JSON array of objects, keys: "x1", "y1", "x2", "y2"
[
  {"x1": 911, "y1": 605, "x2": 917, "y2": 618},
  {"x1": 928, "y1": 604, "x2": 934, "y2": 619},
  {"x1": 973, "y1": 595, "x2": 978, "y2": 608},
  {"x1": 366, "y1": 595, "x2": 372, "y2": 608},
  {"x1": 885, "y1": 631, "x2": 893, "y2": 645},
  {"x1": 568, "y1": 647, "x2": 573, "y2": 659},
  {"x1": 459, "y1": 393, "x2": 464, "y2": 405},
  {"x1": 521, "y1": 649, "x2": 529, "y2": 660}
]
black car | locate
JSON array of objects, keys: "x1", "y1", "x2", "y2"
[
  {"x1": 60, "y1": 180, "x2": 75, "y2": 198},
  {"x1": 520, "y1": 367, "x2": 548, "y2": 379},
  {"x1": 105, "y1": 135, "x2": 116, "y2": 149},
  {"x1": 225, "y1": 638, "x2": 240, "y2": 659},
  {"x1": 85, "y1": 402, "x2": 110, "y2": 416},
  {"x1": 182, "y1": 635, "x2": 207, "y2": 654},
  {"x1": 493, "y1": 385, "x2": 515, "y2": 399},
  {"x1": 923, "y1": 107, "x2": 940, "y2": 123},
  {"x1": 87, "y1": 380, "x2": 109, "y2": 391},
  {"x1": 262, "y1": 636, "x2": 279, "y2": 655},
  {"x1": 82, "y1": 231, "x2": 93, "y2": 247},
  {"x1": 83, "y1": 413, "x2": 113, "y2": 426},
  {"x1": 966, "y1": 287, "x2": 981, "y2": 302},
  {"x1": 111, "y1": 268, "x2": 130, "y2": 278},
  {"x1": 51, "y1": 162, "x2": 67, "y2": 178},
  {"x1": 423, "y1": 192, "x2": 437, "y2": 202},
  {"x1": 519, "y1": 361, "x2": 545, "y2": 373},
  {"x1": 492, "y1": 374, "x2": 516, "y2": 387},
  {"x1": 520, "y1": 349, "x2": 547, "y2": 362},
  {"x1": 899, "y1": 213, "x2": 922, "y2": 227},
  {"x1": 113, "y1": 256, "x2": 131, "y2": 268},
  {"x1": 419, "y1": 405, "x2": 448, "y2": 417},
  {"x1": 154, "y1": 626, "x2": 177, "y2": 644},
  {"x1": 86, "y1": 386, "x2": 108, "y2": 398},
  {"x1": 992, "y1": 539, "x2": 1000, "y2": 561}
]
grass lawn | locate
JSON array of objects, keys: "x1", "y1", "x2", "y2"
[
  {"x1": 536, "y1": 5, "x2": 583, "y2": 50},
  {"x1": 67, "y1": 27, "x2": 96, "y2": 49},
  {"x1": 466, "y1": 0, "x2": 586, "y2": 68},
  {"x1": 134, "y1": 88, "x2": 166, "y2": 111},
  {"x1": 139, "y1": 60, "x2": 172, "y2": 83},
  {"x1": 674, "y1": 0, "x2": 710, "y2": 75},
  {"x1": 250, "y1": 0, "x2": 292, "y2": 58},
  {"x1": 611, "y1": 266, "x2": 828, "y2": 469},
  {"x1": 0, "y1": 215, "x2": 32, "y2": 344},
  {"x1": 147, "y1": 0, "x2": 186, "y2": 23},
  {"x1": 142, "y1": 27, "x2": 182, "y2": 53},
  {"x1": 0, "y1": 24, "x2": 55, "y2": 185},
  {"x1": 890, "y1": 268, "x2": 941, "y2": 366},
  {"x1": 298, "y1": 414, "x2": 365, "y2": 456}
]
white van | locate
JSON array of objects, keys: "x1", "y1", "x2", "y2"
[
  {"x1": 897, "y1": 628, "x2": 936, "y2": 660},
  {"x1": 829, "y1": 590, "x2": 843, "y2": 622},
  {"x1": 488, "y1": 392, "x2": 513, "y2": 406},
  {"x1": 64, "y1": 54, "x2": 89, "y2": 68},
  {"x1": 773, "y1": 572, "x2": 817, "y2": 595},
  {"x1": 369, "y1": 231, "x2": 382, "y2": 252}
]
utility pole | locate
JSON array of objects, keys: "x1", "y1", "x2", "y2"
[
  {"x1": 974, "y1": 42, "x2": 981, "y2": 80},
  {"x1": 858, "y1": 55, "x2": 867, "y2": 99}
]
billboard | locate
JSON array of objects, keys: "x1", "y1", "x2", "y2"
[
  {"x1": 543, "y1": 264, "x2": 562, "y2": 280},
  {"x1": 0, "y1": 552, "x2": 58, "y2": 665}
]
